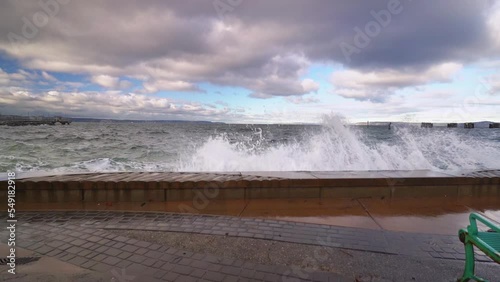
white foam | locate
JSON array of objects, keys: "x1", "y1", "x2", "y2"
[{"x1": 178, "y1": 115, "x2": 500, "y2": 172}]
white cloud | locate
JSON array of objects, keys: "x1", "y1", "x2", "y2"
[
  {"x1": 0, "y1": 69, "x2": 10, "y2": 86},
  {"x1": 485, "y1": 74, "x2": 500, "y2": 95},
  {"x1": 41, "y1": 71, "x2": 57, "y2": 82},
  {"x1": 301, "y1": 79, "x2": 320, "y2": 93},
  {"x1": 91, "y1": 75, "x2": 120, "y2": 88},
  {"x1": 487, "y1": 2, "x2": 500, "y2": 52},
  {"x1": 143, "y1": 79, "x2": 201, "y2": 93},
  {"x1": 330, "y1": 62, "x2": 462, "y2": 101},
  {"x1": 286, "y1": 95, "x2": 320, "y2": 104},
  {"x1": 91, "y1": 74, "x2": 134, "y2": 90},
  {"x1": 0, "y1": 89, "x2": 242, "y2": 121},
  {"x1": 118, "y1": 80, "x2": 133, "y2": 89}
]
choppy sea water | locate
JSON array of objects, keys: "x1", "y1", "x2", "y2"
[{"x1": 1, "y1": 116, "x2": 499, "y2": 173}]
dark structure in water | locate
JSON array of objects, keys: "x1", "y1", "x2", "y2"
[
  {"x1": 447, "y1": 123, "x2": 457, "y2": 128},
  {"x1": 0, "y1": 115, "x2": 71, "y2": 126},
  {"x1": 464, "y1": 123, "x2": 474, "y2": 129},
  {"x1": 421, "y1": 122, "x2": 433, "y2": 128},
  {"x1": 490, "y1": 123, "x2": 500, "y2": 128}
]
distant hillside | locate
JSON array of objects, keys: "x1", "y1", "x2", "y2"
[{"x1": 70, "y1": 117, "x2": 225, "y2": 124}]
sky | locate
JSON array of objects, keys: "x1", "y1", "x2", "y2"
[{"x1": 0, "y1": 0, "x2": 499, "y2": 124}]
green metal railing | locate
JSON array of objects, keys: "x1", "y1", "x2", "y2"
[{"x1": 458, "y1": 213, "x2": 500, "y2": 282}]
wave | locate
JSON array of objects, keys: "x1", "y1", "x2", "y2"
[
  {"x1": 3, "y1": 114, "x2": 500, "y2": 173},
  {"x1": 177, "y1": 115, "x2": 500, "y2": 171}
]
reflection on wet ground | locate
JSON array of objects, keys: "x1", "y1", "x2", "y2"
[{"x1": 19, "y1": 196, "x2": 500, "y2": 235}]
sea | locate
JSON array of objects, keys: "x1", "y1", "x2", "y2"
[{"x1": 1, "y1": 115, "x2": 499, "y2": 173}]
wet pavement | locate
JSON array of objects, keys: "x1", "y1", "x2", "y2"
[
  {"x1": 16, "y1": 196, "x2": 500, "y2": 235},
  {"x1": 0, "y1": 211, "x2": 499, "y2": 281}
]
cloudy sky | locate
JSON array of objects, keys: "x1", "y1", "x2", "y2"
[{"x1": 0, "y1": 0, "x2": 499, "y2": 123}]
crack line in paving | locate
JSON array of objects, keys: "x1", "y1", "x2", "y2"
[
  {"x1": 237, "y1": 199, "x2": 251, "y2": 217},
  {"x1": 356, "y1": 198, "x2": 384, "y2": 230}
]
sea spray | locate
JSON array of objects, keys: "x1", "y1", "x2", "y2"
[
  {"x1": 178, "y1": 115, "x2": 500, "y2": 171},
  {"x1": 1, "y1": 116, "x2": 499, "y2": 173}
]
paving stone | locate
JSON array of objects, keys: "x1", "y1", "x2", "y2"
[
  {"x1": 240, "y1": 268, "x2": 256, "y2": 278},
  {"x1": 135, "y1": 248, "x2": 148, "y2": 255},
  {"x1": 87, "y1": 236, "x2": 101, "y2": 242},
  {"x1": 253, "y1": 271, "x2": 266, "y2": 280},
  {"x1": 153, "y1": 270, "x2": 168, "y2": 279},
  {"x1": 98, "y1": 238, "x2": 111, "y2": 245},
  {"x1": 78, "y1": 249, "x2": 92, "y2": 257},
  {"x1": 160, "y1": 253, "x2": 175, "y2": 262},
  {"x1": 84, "y1": 251, "x2": 99, "y2": 259},
  {"x1": 46, "y1": 249, "x2": 63, "y2": 257},
  {"x1": 112, "y1": 242, "x2": 126, "y2": 249},
  {"x1": 93, "y1": 254, "x2": 107, "y2": 262},
  {"x1": 191, "y1": 268, "x2": 207, "y2": 278},
  {"x1": 102, "y1": 256, "x2": 121, "y2": 266},
  {"x1": 59, "y1": 253, "x2": 76, "y2": 262},
  {"x1": 162, "y1": 271, "x2": 180, "y2": 281},
  {"x1": 70, "y1": 239, "x2": 86, "y2": 246},
  {"x1": 95, "y1": 245, "x2": 110, "y2": 253},
  {"x1": 222, "y1": 275, "x2": 239, "y2": 282},
  {"x1": 142, "y1": 258, "x2": 157, "y2": 267},
  {"x1": 80, "y1": 260, "x2": 97, "y2": 269},
  {"x1": 190, "y1": 260, "x2": 210, "y2": 270},
  {"x1": 161, "y1": 262, "x2": 174, "y2": 271},
  {"x1": 34, "y1": 245, "x2": 53, "y2": 255},
  {"x1": 57, "y1": 243, "x2": 73, "y2": 251},
  {"x1": 68, "y1": 256, "x2": 88, "y2": 266},
  {"x1": 122, "y1": 245, "x2": 139, "y2": 253},
  {"x1": 80, "y1": 242, "x2": 94, "y2": 249},
  {"x1": 115, "y1": 260, "x2": 133, "y2": 269},
  {"x1": 263, "y1": 272, "x2": 281, "y2": 281},
  {"x1": 220, "y1": 265, "x2": 241, "y2": 276},
  {"x1": 126, "y1": 238, "x2": 139, "y2": 245},
  {"x1": 135, "y1": 241, "x2": 152, "y2": 248},
  {"x1": 148, "y1": 243, "x2": 163, "y2": 250},
  {"x1": 152, "y1": 260, "x2": 166, "y2": 269},
  {"x1": 156, "y1": 248, "x2": 174, "y2": 255},
  {"x1": 172, "y1": 264, "x2": 192, "y2": 275},
  {"x1": 46, "y1": 240, "x2": 65, "y2": 248},
  {"x1": 129, "y1": 254, "x2": 147, "y2": 264},
  {"x1": 104, "y1": 233, "x2": 118, "y2": 240},
  {"x1": 176, "y1": 276, "x2": 197, "y2": 282},
  {"x1": 178, "y1": 258, "x2": 192, "y2": 266},
  {"x1": 66, "y1": 246, "x2": 84, "y2": 254},
  {"x1": 114, "y1": 236, "x2": 129, "y2": 242},
  {"x1": 90, "y1": 262, "x2": 113, "y2": 272},
  {"x1": 104, "y1": 248, "x2": 122, "y2": 257},
  {"x1": 145, "y1": 250, "x2": 163, "y2": 259},
  {"x1": 203, "y1": 271, "x2": 226, "y2": 281}
]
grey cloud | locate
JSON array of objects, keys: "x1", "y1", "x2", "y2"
[
  {"x1": 0, "y1": 0, "x2": 498, "y2": 99},
  {"x1": 0, "y1": 89, "x2": 243, "y2": 121}
]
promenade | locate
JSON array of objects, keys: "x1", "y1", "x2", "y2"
[
  {"x1": 0, "y1": 170, "x2": 499, "y2": 281},
  {"x1": 1, "y1": 211, "x2": 499, "y2": 281}
]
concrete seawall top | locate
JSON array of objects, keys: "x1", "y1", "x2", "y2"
[
  {"x1": 1, "y1": 169, "x2": 499, "y2": 203},
  {"x1": 4, "y1": 169, "x2": 500, "y2": 189}
]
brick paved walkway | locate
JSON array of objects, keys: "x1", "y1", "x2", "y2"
[{"x1": 0, "y1": 211, "x2": 492, "y2": 281}]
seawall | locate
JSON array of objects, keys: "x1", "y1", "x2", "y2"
[{"x1": 1, "y1": 170, "x2": 499, "y2": 203}]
